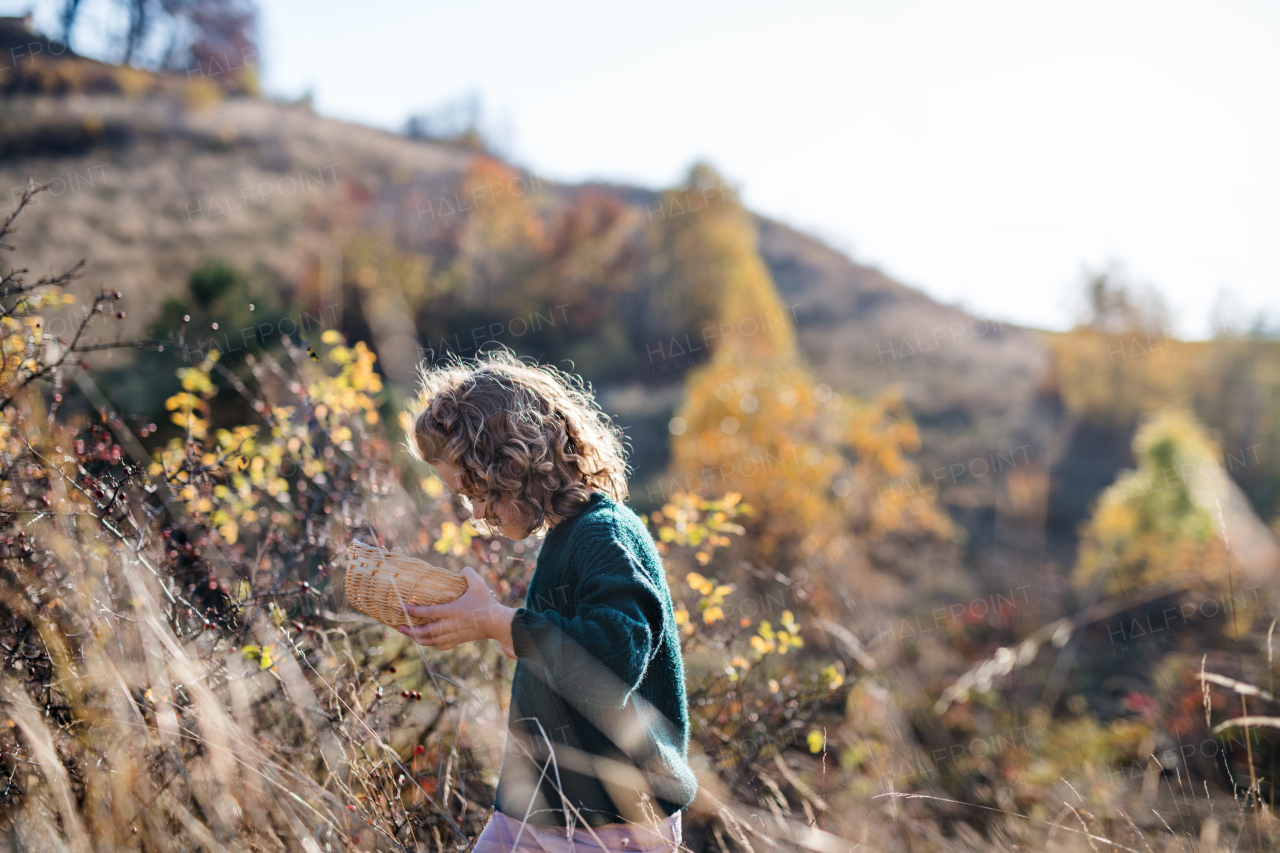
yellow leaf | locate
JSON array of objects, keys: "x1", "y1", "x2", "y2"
[
  {"x1": 420, "y1": 475, "x2": 443, "y2": 498},
  {"x1": 218, "y1": 520, "x2": 239, "y2": 544},
  {"x1": 807, "y1": 730, "x2": 825, "y2": 753}
]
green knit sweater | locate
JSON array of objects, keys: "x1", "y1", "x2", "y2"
[{"x1": 495, "y1": 492, "x2": 699, "y2": 827}]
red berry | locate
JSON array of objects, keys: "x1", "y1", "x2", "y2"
[{"x1": 415, "y1": 745, "x2": 424, "y2": 754}]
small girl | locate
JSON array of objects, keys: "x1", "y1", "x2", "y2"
[{"x1": 399, "y1": 351, "x2": 697, "y2": 852}]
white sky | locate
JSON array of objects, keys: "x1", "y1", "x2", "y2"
[{"x1": 9, "y1": 0, "x2": 1280, "y2": 338}]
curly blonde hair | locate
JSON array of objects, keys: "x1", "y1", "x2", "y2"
[{"x1": 405, "y1": 350, "x2": 629, "y2": 535}]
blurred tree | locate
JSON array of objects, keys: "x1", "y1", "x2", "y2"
[
  {"x1": 1048, "y1": 328, "x2": 1189, "y2": 428},
  {"x1": 665, "y1": 172, "x2": 950, "y2": 560},
  {"x1": 1050, "y1": 265, "x2": 1186, "y2": 429},
  {"x1": 188, "y1": 257, "x2": 238, "y2": 306},
  {"x1": 154, "y1": 258, "x2": 285, "y2": 341},
  {"x1": 648, "y1": 163, "x2": 788, "y2": 356},
  {"x1": 115, "y1": 259, "x2": 288, "y2": 427},
  {"x1": 1073, "y1": 409, "x2": 1257, "y2": 637},
  {"x1": 1078, "y1": 263, "x2": 1170, "y2": 336},
  {"x1": 404, "y1": 92, "x2": 489, "y2": 152},
  {"x1": 453, "y1": 156, "x2": 548, "y2": 307},
  {"x1": 181, "y1": 0, "x2": 258, "y2": 91},
  {"x1": 58, "y1": 0, "x2": 84, "y2": 49},
  {"x1": 1050, "y1": 265, "x2": 1280, "y2": 523},
  {"x1": 121, "y1": 0, "x2": 150, "y2": 65},
  {"x1": 672, "y1": 349, "x2": 837, "y2": 558},
  {"x1": 98, "y1": 0, "x2": 258, "y2": 86}
]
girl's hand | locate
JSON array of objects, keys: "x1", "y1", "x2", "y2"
[{"x1": 397, "y1": 566, "x2": 516, "y2": 653}]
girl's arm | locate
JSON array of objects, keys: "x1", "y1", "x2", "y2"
[
  {"x1": 508, "y1": 564, "x2": 662, "y2": 710},
  {"x1": 508, "y1": 524, "x2": 665, "y2": 710}
]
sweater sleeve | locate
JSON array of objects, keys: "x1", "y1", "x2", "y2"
[{"x1": 510, "y1": 519, "x2": 664, "y2": 712}]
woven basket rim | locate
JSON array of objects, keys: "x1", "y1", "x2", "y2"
[{"x1": 344, "y1": 539, "x2": 468, "y2": 627}]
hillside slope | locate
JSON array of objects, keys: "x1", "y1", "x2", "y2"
[{"x1": 5, "y1": 90, "x2": 1275, "y2": 581}]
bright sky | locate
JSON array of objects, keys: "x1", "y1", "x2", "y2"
[{"x1": 10, "y1": 0, "x2": 1280, "y2": 338}]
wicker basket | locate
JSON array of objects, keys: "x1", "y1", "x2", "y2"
[{"x1": 344, "y1": 539, "x2": 469, "y2": 627}]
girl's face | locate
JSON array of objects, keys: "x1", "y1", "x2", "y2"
[{"x1": 432, "y1": 460, "x2": 530, "y2": 540}]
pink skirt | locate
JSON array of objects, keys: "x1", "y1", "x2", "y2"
[{"x1": 471, "y1": 809, "x2": 682, "y2": 853}]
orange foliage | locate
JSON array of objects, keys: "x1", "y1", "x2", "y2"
[
  {"x1": 672, "y1": 349, "x2": 838, "y2": 557},
  {"x1": 664, "y1": 163, "x2": 951, "y2": 559}
]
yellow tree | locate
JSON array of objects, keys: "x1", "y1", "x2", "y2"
[
  {"x1": 664, "y1": 167, "x2": 951, "y2": 559},
  {"x1": 1073, "y1": 409, "x2": 1258, "y2": 637},
  {"x1": 650, "y1": 163, "x2": 793, "y2": 360}
]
